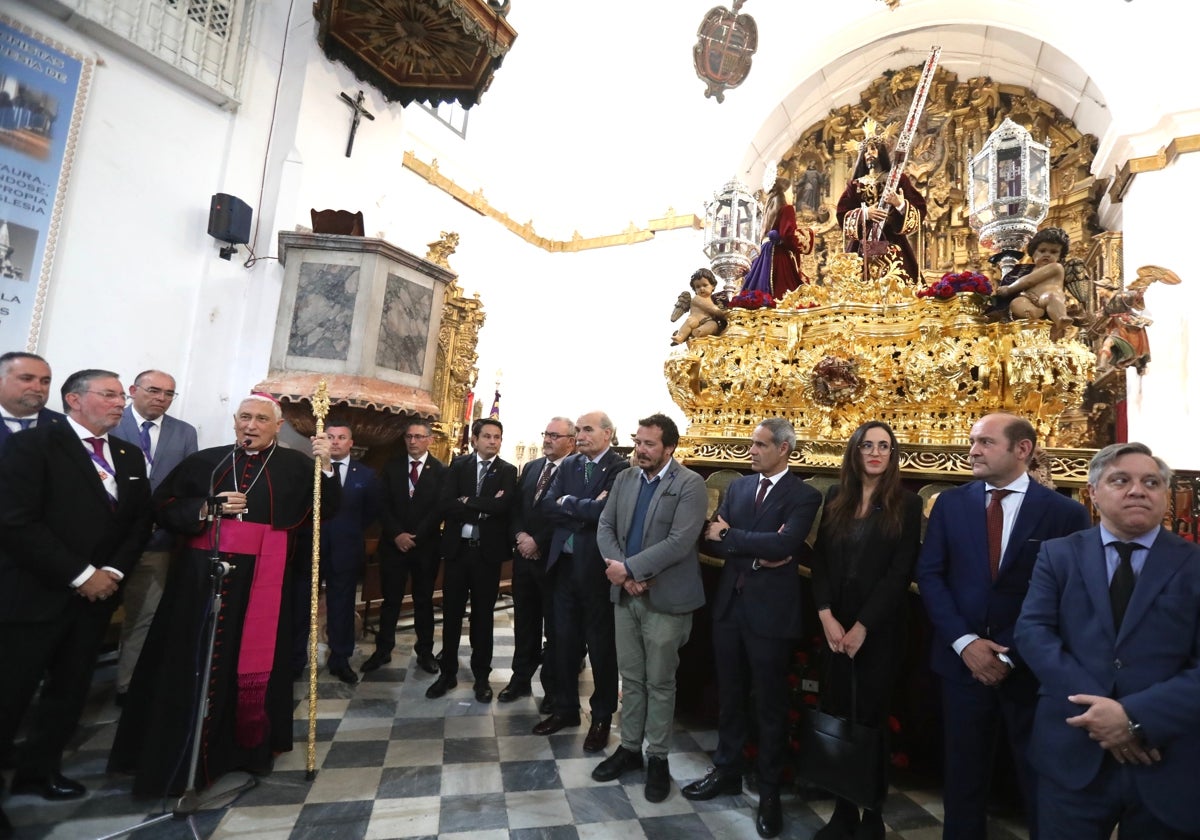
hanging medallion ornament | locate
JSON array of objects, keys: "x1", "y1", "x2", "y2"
[{"x1": 693, "y1": 0, "x2": 758, "y2": 103}]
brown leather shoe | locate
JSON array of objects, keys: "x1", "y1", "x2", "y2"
[
  {"x1": 583, "y1": 719, "x2": 611, "y2": 753},
  {"x1": 532, "y1": 713, "x2": 581, "y2": 735}
]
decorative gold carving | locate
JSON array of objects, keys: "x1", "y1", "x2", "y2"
[
  {"x1": 402, "y1": 151, "x2": 702, "y2": 251},
  {"x1": 431, "y1": 277, "x2": 484, "y2": 461},
  {"x1": 305, "y1": 379, "x2": 330, "y2": 778},
  {"x1": 1108, "y1": 134, "x2": 1200, "y2": 203},
  {"x1": 774, "y1": 66, "x2": 1102, "y2": 286},
  {"x1": 425, "y1": 231, "x2": 459, "y2": 268},
  {"x1": 667, "y1": 254, "x2": 1096, "y2": 448},
  {"x1": 678, "y1": 436, "x2": 1094, "y2": 488}
]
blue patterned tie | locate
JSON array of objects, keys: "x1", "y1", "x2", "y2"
[{"x1": 139, "y1": 420, "x2": 155, "y2": 466}]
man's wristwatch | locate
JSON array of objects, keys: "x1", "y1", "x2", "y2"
[
  {"x1": 717, "y1": 527, "x2": 729, "y2": 540},
  {"x1": 1127, "y1": 715, "x2": 1143, "y2": 743}
]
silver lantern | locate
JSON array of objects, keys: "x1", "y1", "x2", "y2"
[
  {"x1": 703, "y1": 177, "x2": 761, "y2": 295},
  {"x1": 968, "y1": 118, "x2": 1051, "y2": 277}
]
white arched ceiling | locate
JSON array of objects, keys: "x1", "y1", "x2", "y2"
[{"x1": 739, "y1": 24, "x2": 1109, "y2": 190}]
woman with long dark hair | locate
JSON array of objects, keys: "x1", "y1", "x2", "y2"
[{"x1": 810, "y1": 421, "x2": 922, "y2": 839}]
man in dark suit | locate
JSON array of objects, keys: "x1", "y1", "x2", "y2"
[
  {"x1": 917, "y1": 412, "x2": 1091, "y2": 840},
  {"x1": 593, "y1": 413, "x2": 708, "y2": 804},
  {"x1": 114, "y1": 369, "x2": 198, "y2": 702},
  {"x1": 293, "y1": 421, "x2": 377, "y2": 683},
  {"x1": 533, "y1": 411, "x2": 629, "y2": 751},
  {"x1": 0, "y1": 369, "x2": 152, "y2": 806},
  {"x1": 502, "y1": 415, "x2": 576, "y2": 706},
  {"x1": 0, "y1": 351, "x2": 64, "y2": 449},
  {"x1": 363, "y1": 418, "x2": 445, "y2": 677},
  {"x1": 1017, "y1": 442, "x2": 1200, "y2": 838},
  {"x1": 681, "y1": 417, "x2": 821, "y2": 838},
  {"x1": 428, "y1": 417, "x2": 517, "y2": 702}
]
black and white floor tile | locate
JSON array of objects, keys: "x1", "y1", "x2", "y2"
[{"x1": 3, "y1": 606, "x2": 1030, "y2": 839}]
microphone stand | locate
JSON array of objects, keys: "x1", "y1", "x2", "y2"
[{"x1": 98, "y1": 446, "x2": 257, "y2": 840}]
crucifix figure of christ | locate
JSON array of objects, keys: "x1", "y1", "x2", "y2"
[{"x1": 338, "y1": 89, "x2": 375, "y2": 158}]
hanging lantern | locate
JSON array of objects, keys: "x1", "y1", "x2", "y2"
[
  {"x1": 703, "y1": 177, "x2": 761, "y2": 294},
  {"x1": 693, "y1": 1, "x2": 758, "y2": 103},
  {"x1": 968, "y1": 118, "x2": 1051, "y2": 275}
]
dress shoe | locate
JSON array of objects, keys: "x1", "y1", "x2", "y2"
[
  {"x1": 756, "y1": 790, "x2": 782, "y2": 839},
  {"x1": 814, "y1": 797, "x2": 860, "y2": 840},
  {"x1": 425, "y1": 673, "x2": 457, "y2": 699},
  {"x1": 11, "y1": 772, "x2": 87, "y2": 801},
  {"x1": 853, "y1": 808, "x2": 885, "y2": 840},
  {"x1": 583, "y1": 719, "x2": 611, "y2": 753},
  {"x1": 539, "y1": 695, "x2": 555, "y2": 715},
  {"x1": 359, "y1": 650, "x2": 391, "y2": 674},
  {"x1": 681, "y1": 767, "x2": 742, "y2": 801},
  {"x1": 644, "y1": 755, "x2": 671, "y2": 803},
  {"x1": 497, "y1": 681, "x2": 531, "y2": 703},
  {"x1": 329, "y1": 662, "x2": 360, "y2": 684},
  {"x1": 473, "y1": 679, "x2": 493, "y2": 703},
  {"x1": 591, "y1": 745, "x2": 643, "y2": 782},
  {"x1": 532, "y1": 713, "x2": 580, "y2": 735},
  {"x1": 416, "y1": 653, "x2": 440, "y2": 674}
]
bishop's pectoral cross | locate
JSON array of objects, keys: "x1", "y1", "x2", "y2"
[{"x1": 338, "y1": 89, "x2": 375, "y2": 158}]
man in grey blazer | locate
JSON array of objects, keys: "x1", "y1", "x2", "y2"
[
  {"x1": 113, "y1": 369, "x2": 198, "y2": 702},
  {"x1": 592, "y1": 413, "x2": 708, "y2": 803}
]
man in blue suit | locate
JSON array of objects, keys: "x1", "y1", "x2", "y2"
[
  {"x1": 0, "y1": 352, "x2": 63, "y2": 449},
  {"x1": 681, "y1": 417, "x2": 822, "y2": 838},
  {"x1": 114, "y1": 369, "x2": 198, "y2": 702},
  {"x1": 917, "y1": 412, "x2": 1091, "y2": 839},
  {"x1": 533, "y1": 411, "x2": 629, "y2": 751},
  {"x1": 292, "y1": 420, "x2": 377, "y2": 683},
  {"x1": 1017, "y1": 442, "x2": 1200, "y2": 838}
]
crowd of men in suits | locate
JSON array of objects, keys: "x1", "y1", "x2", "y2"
[{"x1": 2, "y1": 347, "x2": 1199, "y2": 840}]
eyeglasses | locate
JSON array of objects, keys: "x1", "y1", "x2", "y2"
[
  {"x1": 86, "y1": 390, "x2": 130, "y2": 403},
  {"x1": 404, "y1": 433, "x2": 430, "y2": 440},
  {"x1": 140, "y1": 386, "x2": 178, "y2": 399},
  {"x1": 858, "y1": 440, "x2": 892, "y2": 453},
  {"x1": 542, "y1": 432, "x2": 574, "y2": 440}
]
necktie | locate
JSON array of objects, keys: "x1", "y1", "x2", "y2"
[
  {"x1": 6, "y1": 417, "x2": 34, "y2": 430},
  {"x1": 85, "y1": 437, "x2": 117, "y2": 509},
  {"x1": 334, "y1": 461, "x2": 345, "y2": 486},
  {"x1": 584, "y1": 460, "x2": 594, "y2": 483},
  {"x1": 1109, "y1": 541, "x2": 1138, "y2": 632},
  {"x1": 139, "y1": 419, "x2": 155, "y2": 465},
  {"x1": 409, "y1": 459, "x2": 420, "y2": 496},
  {"x1": 987, "y1": 488, "x2": 1014, "y2": 581},
  {"x1": 534, "y1": 461, "x2": 555, "y2": 502},
  {"x1": 477, "y1": 459, "x2": 489, "y2": 495},
  {"x1": 754, "y1": 477, "x2": 771, "y2": 509},
  {"x1": 86, "y1": 436, "x2": 112, "y2": 469}
]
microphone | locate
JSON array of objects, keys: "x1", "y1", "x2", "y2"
[{"x1": 206, "y1": 440, "x2": 245, "y2": 518}]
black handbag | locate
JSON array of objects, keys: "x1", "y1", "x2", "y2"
[{"x1": 795, "y1": 657, "x2": 887, "y2": 809}]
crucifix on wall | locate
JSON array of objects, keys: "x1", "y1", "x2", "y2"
[{"x1": 338, "y1": 89, "x2": 375, "y2": 158}]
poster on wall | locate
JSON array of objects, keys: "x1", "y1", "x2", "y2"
[{"x1": 0, "y1": 15, "x2": 92, "y2": 351}]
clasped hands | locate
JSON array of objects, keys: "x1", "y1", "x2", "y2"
[
  {"x1": 201, "y1": 490, "x2": 248, "y2": 519},
  {"x1": 819, "y1": 609, "x2": 867, "y2": 658},
  {"x1": 604, "y1": 558, "x2": 649, "y2": 596},
  {"x1": 78, "y1": 568, "x2": 120, "y2": 602},
  {"x1": 1066, "y1": 694, "x2": 1161, "y2": 766}
]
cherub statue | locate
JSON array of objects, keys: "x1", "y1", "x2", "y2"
[
  {"x1": 1094, "y1": 265, "x2": 1181, "y2": 375},
  {"x1": 670, "y1": 268, "x2": 728, "y2": 346},
  {"x1": 993, "y1": 226, "x2": 1074, "y2": 340}
]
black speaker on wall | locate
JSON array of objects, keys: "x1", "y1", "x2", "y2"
[{"x1": 208, "y1": 193, "x2": 252, "y2": 245}]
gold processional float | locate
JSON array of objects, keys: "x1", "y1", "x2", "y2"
[{"x1": 667, "y1": 50, "x2": 1181, "y2": 491}]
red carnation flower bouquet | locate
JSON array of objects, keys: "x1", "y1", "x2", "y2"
[
  {"x1": 730, "y1": 289, "x2": 776, "y2": 310},
  {"x1": 916, "y1": 270, "x2": 993, "y2": 300}
]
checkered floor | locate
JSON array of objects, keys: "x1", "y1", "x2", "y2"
[{"x1": 4, "y1": 604, "x2": 1030, "y2": 839}]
